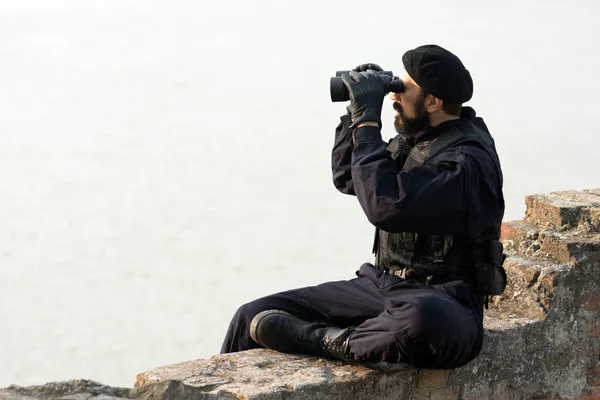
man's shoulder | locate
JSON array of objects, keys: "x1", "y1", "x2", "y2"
[
  {"x1": 442, "y1": 119, "x2": 499, "y2": 166},
  {"x1": 427, "y1": 140, "x2": 489, "y2": 163},
  {"x1": 422, "y1": 142, "x2": 498, "y2": 182}
]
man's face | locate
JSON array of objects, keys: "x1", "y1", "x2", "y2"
[{"x1": 390, "y1": 71, "x2": 430, "y2": 137}]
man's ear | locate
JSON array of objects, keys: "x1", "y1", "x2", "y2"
[{"x1": 426, "y1": 95, "x2": 444, "y2": 113}]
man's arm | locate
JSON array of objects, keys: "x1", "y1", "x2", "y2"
[
  {"x1": 331, "y1": 112, "x2": 357, "y2": 195},
  {"x1": 331, "y1": 64, "x2": 386, "y2": 195},
  {"x1": 350, "y1": 126, "x2": 475, "y2": 235},
  {"x1": 331, "y1": 114, "x2": 391, "y2": 196}
]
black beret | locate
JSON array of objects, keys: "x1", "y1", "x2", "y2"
[{"x1": 402, "y1": 44, "x2": 473, "y2": 104}]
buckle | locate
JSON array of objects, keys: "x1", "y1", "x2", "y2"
[
  {"x1": 387, "y1": 268, "x2": 435, "y2": 285},
  {"x1": 381, "y1": 267, "x2": 405, "y2": 278}
]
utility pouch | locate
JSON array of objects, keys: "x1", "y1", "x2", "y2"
[{"x1": 475, "y1": 240, "x2": 507, "y2": 296}]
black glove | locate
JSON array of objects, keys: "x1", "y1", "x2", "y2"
[
  {"x1": 341, "y1": 70, "x2": 385, "y2": 128},
  {"x1": 353, "y1": 63, "x2": 384, "y2": 73},
  {"x1": 338, "y1": 64, "x2": 383, "y2": 122}
]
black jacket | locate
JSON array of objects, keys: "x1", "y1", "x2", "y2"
[{"x1": 331, "y1": 107, "x2": 504, "y2": 239}]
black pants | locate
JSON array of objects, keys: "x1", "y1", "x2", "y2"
[{"x1": 220, "y1": 263, "x2": 484, "y2": 369}]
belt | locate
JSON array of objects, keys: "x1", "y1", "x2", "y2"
[{"x1": 380, "y1": 267, "x2": 451, "y2": 285}]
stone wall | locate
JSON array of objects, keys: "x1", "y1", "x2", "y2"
[{"x1": 2, "y1": 189, "x2": 600, "y2": 400}]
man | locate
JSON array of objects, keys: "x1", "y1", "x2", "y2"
[{"x1": 220, "y1": 44, "x2": 505, "y2": 370}]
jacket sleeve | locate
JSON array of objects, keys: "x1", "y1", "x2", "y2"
[
  {"x1": 331, "y1": 113, "x2": 357, "y2": 195},
  {"x1": 350, "y1": 126, "x2": 475, "y2": 235},
  {"x1": 332, "y1": 113, "x2": 390, "y2": 196}
]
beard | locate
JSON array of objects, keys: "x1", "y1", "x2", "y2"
[{"x1": 393, "y1": 96, "x2": 430, "y2": 137}]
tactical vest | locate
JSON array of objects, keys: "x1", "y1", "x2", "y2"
[{"x1": 373, "y1": 122, "x2": 504, "y2": 280}]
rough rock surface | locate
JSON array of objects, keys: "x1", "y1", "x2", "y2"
[
  {"x1": 3, "y1": 189, "x2": 600, "y2": 399},
  {"x1": 0, "y1": 380, "x2": 131, "y2": 399},
  {"x1": 0, "y1": 379, "x2": 222, "y2": 400}
]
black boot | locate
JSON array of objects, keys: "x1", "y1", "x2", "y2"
[{"x1": 249, "y1": 310, "x2": 353, "y2": 361}]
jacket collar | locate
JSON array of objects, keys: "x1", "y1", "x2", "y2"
[{"x1": 415, "y1": 107, "x2": 478, "y2": 143}]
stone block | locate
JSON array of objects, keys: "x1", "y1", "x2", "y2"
[
  {"x1": 525, "y1": 190, "x2": 600, "y2": 231},
  {"x1": 489, "y1": 256, "x2": 556, "y2": 319},
  {"x1": 501, "y1": 220, "x2": 600, "y2": 264},
  {"x1": 132, "y1": 317, "x2": 549, "y2": 399},
  {"x1": 0, "y1": 380, "x2": 131, "y2": 400},
  {"x1": 135, "y1": 349, "x2": 417, "y2": 400},
  {"x1": 501, "y1": 220, "x2": 540, "y2": 256},
  {"x1": 540, "y1": 232, "x2": 600, "y2": 264}
]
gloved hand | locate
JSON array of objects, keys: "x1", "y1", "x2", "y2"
[
  {"x1": 341, "y1": 70, "x2": 385, "y2": 128},
  {"x1": 353, "y1": 63, "x2": 384, "y2": 73},
  {"x1": 339, "y1": 64, "x2": 383, "y2": 122}
]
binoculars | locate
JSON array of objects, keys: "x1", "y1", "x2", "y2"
[{"x1": 330, "y1": 70, "x2": 404, "y2": 102}]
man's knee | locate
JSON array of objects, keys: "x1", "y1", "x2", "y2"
[
  {"x1": 409, "y1": 296, "x2": 450, "y2": 336},
  {"x1": 348, "y1": 295, "x2": 449, "y2": 364},
  {"x1": 400, "y1": 294, "x2": 478, "y2": 368}
]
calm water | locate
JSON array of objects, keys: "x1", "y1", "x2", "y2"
[{"x1": 1, "y1": 0, "x2": 599, "y2": 388}]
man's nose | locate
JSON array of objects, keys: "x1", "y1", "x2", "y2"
[{"x1": 389, "y1": 92, "x2": 400, "y2": 101}]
